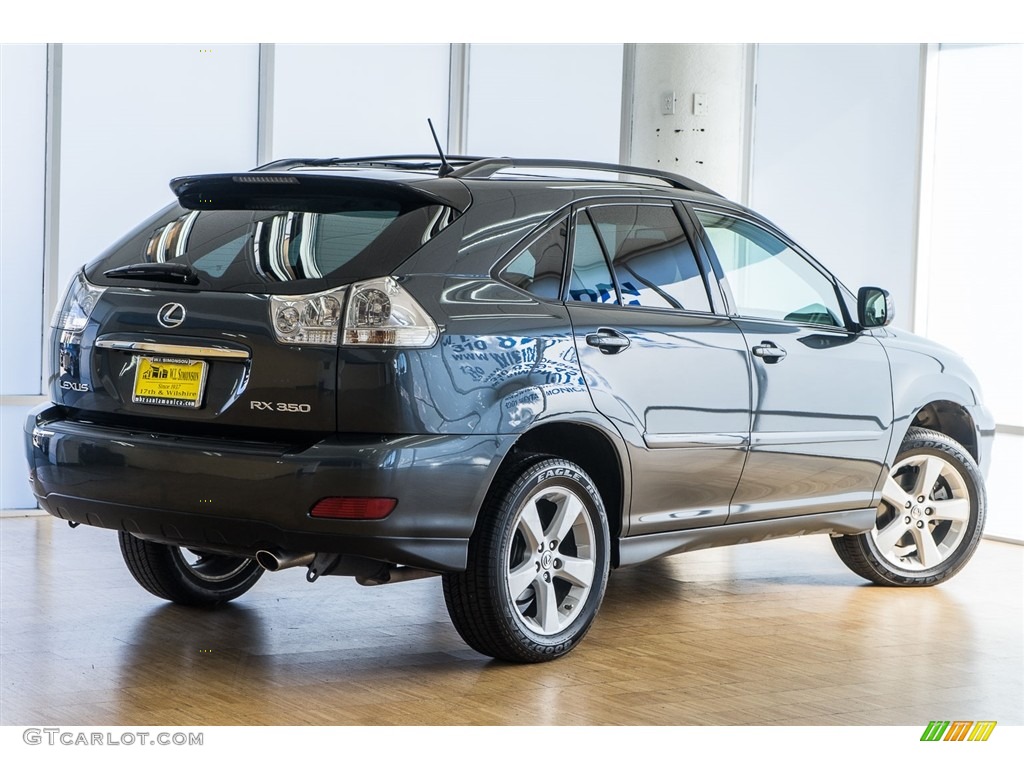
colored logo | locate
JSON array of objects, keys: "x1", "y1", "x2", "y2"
[{"x1": 920, "y1": 721, "x2": 997, "y2": 741}]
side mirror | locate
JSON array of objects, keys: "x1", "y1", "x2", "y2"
[{"x1": 858, "y1": 286, "x2": 894, "y2": 328}]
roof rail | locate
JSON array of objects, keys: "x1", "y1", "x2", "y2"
[
  {"x1": 449, "y1": 157, "x2": 721, "y2": 197},
  {"x1": 252, "y1": 155, "x2": 486, "y2": 172}
]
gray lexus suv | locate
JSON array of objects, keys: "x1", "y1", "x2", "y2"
[{"x1": 25, "y1": 155, "x2": 993, "y2": 662}]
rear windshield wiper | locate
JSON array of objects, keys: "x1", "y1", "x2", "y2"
[{"x1": 103, "y1": 263, "x2": 200, "y2": 285}]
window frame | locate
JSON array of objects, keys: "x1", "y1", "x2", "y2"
[{"x1": 685, "y1": 203, "x2": 857, "y2": 331}]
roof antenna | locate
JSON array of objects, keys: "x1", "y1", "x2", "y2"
[{"x1": 427, "y1": 118, "x2": 455, "y2": 178}]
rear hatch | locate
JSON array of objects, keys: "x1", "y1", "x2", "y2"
[{"x1": 52, "y1": 173, "x2": 462, "y2": 437}]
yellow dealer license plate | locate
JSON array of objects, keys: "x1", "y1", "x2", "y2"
[{"x1": 132, "y1": 356, "x2": 208, "y2": 409}]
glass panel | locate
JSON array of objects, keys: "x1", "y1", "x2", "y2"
[
  {"x1": 500, "y1": 218, "x2": 568, "y2": 299},
  {"x1": 589, "y1": 205, "x2": 710, "y2": 312},
  {"x1": 568, "y1": 213, "x2": 617, "y2": 304},
  {"x1": 88, "y1": 198, "x2": 444, "y2": 295},
  {"x1": 697, "y1": 211, "x2": 843, "y2": 326}
]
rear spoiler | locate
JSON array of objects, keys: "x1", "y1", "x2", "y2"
[{"x1": 169, "y1": 173, "x2": 469, "y2": 212}]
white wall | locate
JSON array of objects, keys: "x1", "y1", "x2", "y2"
[
  {"x1": 750, "y1": 45, "x2": 923, "y2": 320},
  {"x1": 57, "y1": 44, "x2": 260, "y2": 295},
  {"x1": 1, "y1": 44, "x2": 48, "y2": 509},
  {"x1": 920, "y1": 44, "x2": 1023, "y2": 428},
  {"x1": 465, "y1": 44, "x2": 622, "y2": 162},
  {"x1": 919, "y1": 44, "x2": 1023, "y2": 542},
  {"x1": 987, "y1": 433, "x2": 1024, "y2": 542},
  {"x1": 1, "y1": 45, "x2": 47, "y2": 396},
  {"x1": 272, "y1": 45, "x2": 450, "y2": 159},
  {"x1": 628, "y1": 44, "x2": 752, "y2": 201}
]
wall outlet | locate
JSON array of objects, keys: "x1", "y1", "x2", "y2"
[
  {"x1": 661, "y1": 91, "x2": 676, "y2": 116},
  {"x1": 693, "y1": 93, "x2": 709, "y2": 116}
]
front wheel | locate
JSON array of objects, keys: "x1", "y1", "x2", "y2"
[
  {"x1": 832, "y1": 427, "x2": 986, "y2": 586},
  {"x1": 119, "y1": 532, "x2": 263, "y2": 606},
  {"x1": 443, "y1": 457, "x2": 611, "y2": 662}
]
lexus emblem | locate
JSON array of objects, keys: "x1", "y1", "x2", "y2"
[{"x1": 157, "y1": 302, "x2": 186, "y2": 328}]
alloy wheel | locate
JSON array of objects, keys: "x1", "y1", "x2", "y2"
[{"x1": 505, "y1": 486, "x2": 597, "y2": 636}]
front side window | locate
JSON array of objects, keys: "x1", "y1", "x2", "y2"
[{"x1": 696, "y1": 210, "x2": 844, "y2": 327}]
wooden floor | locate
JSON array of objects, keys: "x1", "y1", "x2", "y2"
[{"x1": 1, "y1": 514, "x2": 1021, "y2": 726}]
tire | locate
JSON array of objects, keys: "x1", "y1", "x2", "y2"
[
  {"x1": 443, "y1": 456, "x2": 611, "y2": 663},
  {"x1": 118, "y1": 532, "x2": 263, "y2": 606},
  {"x1": 832, "y1": 427, "x2": 986, "y2": 586}
]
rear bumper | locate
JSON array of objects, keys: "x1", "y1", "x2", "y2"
[{"x1": 25, "y1": 405, "x2": 514, "y2": 571}]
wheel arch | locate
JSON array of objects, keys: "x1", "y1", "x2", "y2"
[
  {"x1": 907, "y1": 400, "x2": 979, "y2": 463},
  {"x1": 887, "y1": 395, "x2": 983, "y2": 474},
  {"x1": 484, "y1": 419, "x2": 630, "y2": 566},
  {"x1": 884, "y1": 340, "x2": 993, "y2": 475}
]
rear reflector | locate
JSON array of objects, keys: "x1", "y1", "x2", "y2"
[{"x1": 310, "y1": 497, "x2": 397, "y2": 520}]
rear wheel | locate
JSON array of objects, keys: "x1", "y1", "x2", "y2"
[
  {"x1": 443, "y1": 456, "x2": 610, "y2": 662},
  {"x1": 832, "y1": 428, "x2": 985, "y2": 586},
  {"x1": 118, "y1": 532, "x2": 263, "y2": 606}
]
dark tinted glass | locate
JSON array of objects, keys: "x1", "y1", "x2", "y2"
[
  {"x1": 500, "y1": 218, "x2": 568, "y2": 299},
  {"x1": 589, "y1": 204, "x2": 710, "y2": 312},
  {"x1": 568, "y1": 213, "x2": 617, "y2": 304},
  {"x1": 87, "y1": 197, "x2": 451, "y2": 295}
]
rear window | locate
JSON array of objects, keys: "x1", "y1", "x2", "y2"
[{"x1": 87, "y1": 196, "x2": 455, "y2": 294}]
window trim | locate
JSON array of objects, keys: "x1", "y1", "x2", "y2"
[{"x1": 688, "y1": 204, "x2": 856, "y2": 331}]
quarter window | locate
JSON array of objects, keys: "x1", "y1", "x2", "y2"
[
  {"x1": 696, "y1": 211, "x2": 844, "y2": 327},
  {"x1": 500, "y1": 218, "x2": 568, "y2": 300}
]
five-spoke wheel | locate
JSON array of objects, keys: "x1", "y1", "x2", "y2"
[
  {"x1": 443, "y1": 456, "x2": 610, "y2": 662},
  {"x1": 505, "y1": 485, "x2": 598, "y2": 636},
  {"x1": 832, "y1": 428, "x2": 985, "y2": 586},
  {"x1": 872, "y1": 452, "x2": 972, "y2": 571}
]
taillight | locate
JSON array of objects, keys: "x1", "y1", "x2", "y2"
[
  {"x1": 269, "y1": 287, "x2": 346, "y2": 346},
  {"x1": 310, "y1": 497, "x2": 397, "y2": 520},
  {"x1": 52, "y1": 271, "x2": 105, "y2": 332},
  {"x1": 342, "y1": 277, "x2": 438, "y2": 348},
  {"x1": 268, "y1": 277, "x2": 438, "y2": 348}
]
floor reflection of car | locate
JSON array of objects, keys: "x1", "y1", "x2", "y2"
[{"x1": 26, "y1": 156, "x2": 993, "y2": 663}]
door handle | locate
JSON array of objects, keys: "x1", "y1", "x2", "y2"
[
  {"x1": 585, "y1": 328, "x2": 630, "y2": 355},
  {"x1": 752, "y1": 341, "x2": 787, "y2": 363}
]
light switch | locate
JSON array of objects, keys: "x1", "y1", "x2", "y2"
[{"x1": 693, "y1": 93, "x2": 709, "y2": 116}]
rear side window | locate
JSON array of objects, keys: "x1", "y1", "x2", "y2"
[
  {"x1": 500, "y1": 218, "x2": 567, "y2": 300},
  {"x1": 87, "y1": 196, "x2": 452, "y2": 295},
  {"x1": 588, "y1": 204, "x2": 711, "y2": 312},
  {"x1": 568, "y1": 213, "x2": 617, "y2": 304}
]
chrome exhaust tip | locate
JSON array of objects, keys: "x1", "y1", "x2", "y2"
[{"x1": 255, "y1": 550, "x2": 315, "y2": 572}]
